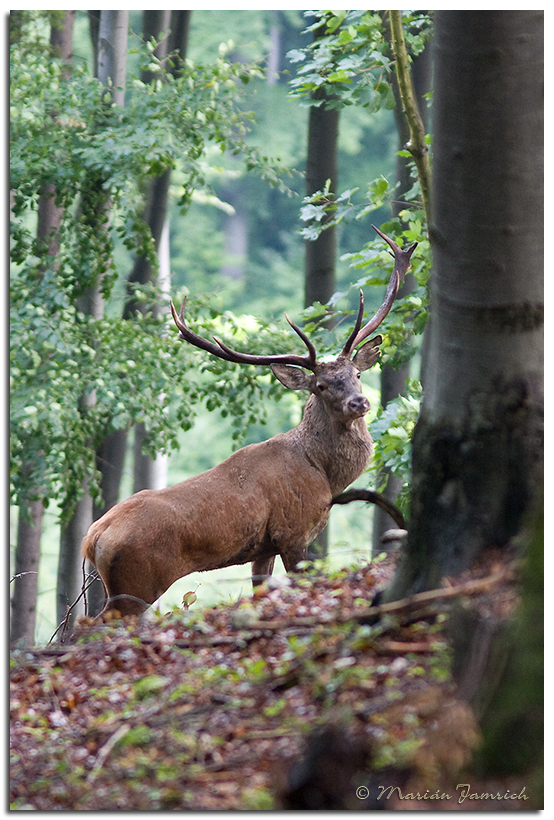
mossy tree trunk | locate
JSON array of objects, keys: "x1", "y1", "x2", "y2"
[{"x1": 385, "y1": 11, "x2": 543, "y2": 600}]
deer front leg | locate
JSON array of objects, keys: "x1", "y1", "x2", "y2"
[{"x1": 251, "y1": 556, "x2": 276, "y2": 588}]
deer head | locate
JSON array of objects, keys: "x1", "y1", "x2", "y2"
[{"x1": 170, "y1": 225, "x2": 417, "y2": 415}]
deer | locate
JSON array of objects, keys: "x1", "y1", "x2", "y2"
[{"x1": 82, "y1": 227, "x2": 416, "y2": 616}]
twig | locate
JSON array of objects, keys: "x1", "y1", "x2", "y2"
[
  {"x1": 375, "y1": 639, "x2": 438, "y2": 654},
  {"x1": 355, "y1": 564, "x2": 517, "y2": 625},
  {"x1": 47, "y1": 574, "x2": 98, "y2": 645},
  {"x1": 10, "y1": 571, "x2": 38, "y2": 583}
]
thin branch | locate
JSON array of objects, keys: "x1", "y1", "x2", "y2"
[
  {"x1": 388, "y1": 10, "x2": 432, "y2": 223},
  {"x1": 10, "y1": 571, "x2": 38, "y2": 583},
  {"x1": 48, "y1": 573, "x2": 98, "y2": 645}
]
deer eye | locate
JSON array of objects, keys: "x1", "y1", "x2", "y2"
[{"x1": 316, "y1": 382, "x2": 327, "y2": 392}]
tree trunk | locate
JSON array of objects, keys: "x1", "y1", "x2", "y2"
[
  {"x1": 220, "y1": 199, "x2": 248, "y2": 281},
  {"x1": 385, "y1": 10, "x2": 543, "y2": 601},
  {"x1": 57, "y1": 492, "x2": 93, "y2": 626},
  {"x1": 59, "y1": 10, "x2": 128, "y2": 626},
  {"x1": 372, "y1": 35, "x2": 431, "y2": 553},
  {"x1": 10, "y1": 11, "x2": 75, "y2": 646},
  {"x1": 304, "y1": 90, "x2": 339, "y2": 311},
  {"x1": 126, "y1": 11, "x2": 190, "y2": 494},
  {"x1": 304, "y1": 22, "x2": 340, "y2": 562},
  {"x1": 11, "y1": 500, "x2": 42, "y2": 647},
  {"x1": 97, "y1": 10, "x2": 128, "y2": 103}
]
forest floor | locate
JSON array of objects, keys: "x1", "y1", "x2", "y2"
[{"x1": 10, "y1": 550, "x2": 535, "y2": 811}]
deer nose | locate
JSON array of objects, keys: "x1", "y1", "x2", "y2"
[{"x1": 347, "y1": 395, "x2": 370, "y2": 416}]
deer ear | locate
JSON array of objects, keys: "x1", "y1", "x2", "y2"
[
  {"x1": 270, "y1": 364, "x2": 315, "y2": 392},
  {"x1": 352, "y1": 335, "x2": 382, "y2": 372}
]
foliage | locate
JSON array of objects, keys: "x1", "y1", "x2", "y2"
[
  {"x1": 368, "y1": 381, "x2": 422, "y2": 515},
  {"x1": 288, "y1": 10, "x2": 432, "y2": 111},
  {"x1": 9, "y1": 19, "x2": 292, "y2": 518}
]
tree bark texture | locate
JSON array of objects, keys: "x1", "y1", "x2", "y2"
[
  {"x1": 97, "y1": 10, "x2": 128, "y2": 106},
  {"x1": 386, "y1": 11, "x2": 543, "y2": 599},
  {"x1": 57, "y1": 494, "x2": 92, "y2": 626},
  {"x1": 304, "y1": 22, "x2": 340, "y2": 561},
  {"x1": 388, "y1": 10, "x2": 432, "y2": 222}
]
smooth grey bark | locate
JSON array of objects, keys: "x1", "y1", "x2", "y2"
[
  {"x1": 385, "y1": 10, "x2": 543, "y2": 600},
  {"x1": 97, "y1": 10, "x2": 128, "y2": 104},
  {"x1": 304, "y1": 88, "x2": 339, "y2": 312}
]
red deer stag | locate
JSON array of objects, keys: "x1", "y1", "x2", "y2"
[{"x1": 82, "y1": 227, "x2": 416, "y2": 616}]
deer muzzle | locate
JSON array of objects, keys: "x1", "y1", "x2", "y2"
[{"x1": 346, "y1": 395, "x2": 370, "y2": 417}]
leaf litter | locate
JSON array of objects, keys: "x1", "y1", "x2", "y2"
[{"x1": 10, "y1": 551, "x2": 527, "y2": 810}]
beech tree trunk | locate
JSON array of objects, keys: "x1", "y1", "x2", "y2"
[
  {"x1": 11, "y1": 500, "x2": 43, "y2": 647},
  {"x1": 304, "y1": 91, "x2": 339, "y2": 312},
  {"x1": 58, "y1": 11, "x2": 129, "y2": 627},
  {"x1": 385, "y1": 10, "x2": 543, "y2": 600},
  {"x1": 304, "y1": 23, "x2": 340, "y2": 562},
  {"x1": 125, "y1": 10, "x2": 190, "y2": 495}
]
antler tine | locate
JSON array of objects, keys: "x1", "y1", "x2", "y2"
[
  {"x1": 342, "y1": 225, "x2": 417, "y2": 356},
  {"x1": 170, "y1": 298, "x2": 318, "y2": 371},
  {"x1": 284, "y1": 313, "x2": 317, "y2": 369},
  {"x1": 170, "y1": 298, "x2": 237, "y2": 362},
  {"x1": 340, "y1": 290, "x2": 365, "y2": 357}
]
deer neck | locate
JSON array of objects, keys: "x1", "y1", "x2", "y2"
[{"x1": 293, "y1": 394, "x2": 373, "y2": 495}]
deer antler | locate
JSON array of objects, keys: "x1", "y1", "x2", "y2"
[
  {"x1": 342, "y1": 225, "x2": 418, "y2": 357},
  {"x1": 170, "y1": 299, "x2": 317, "y2": 371}
]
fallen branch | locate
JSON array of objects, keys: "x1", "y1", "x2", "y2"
[
  {"x1": 375, "y1": 639, "x2": 438, "y2": 654},
  {"x1": 230, "y1": 563, "x2": 517, "y2": 633},
  {"x1": 356, "y1": 563, "x2": 517, "y2": 626}
]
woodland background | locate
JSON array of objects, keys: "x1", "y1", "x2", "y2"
[
  {"x1": 11, "y1": 9, "x2": 430, "y2": 644},
  {"x1": 10, "y1": 10, "x2": 543, "y2": 810}
]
